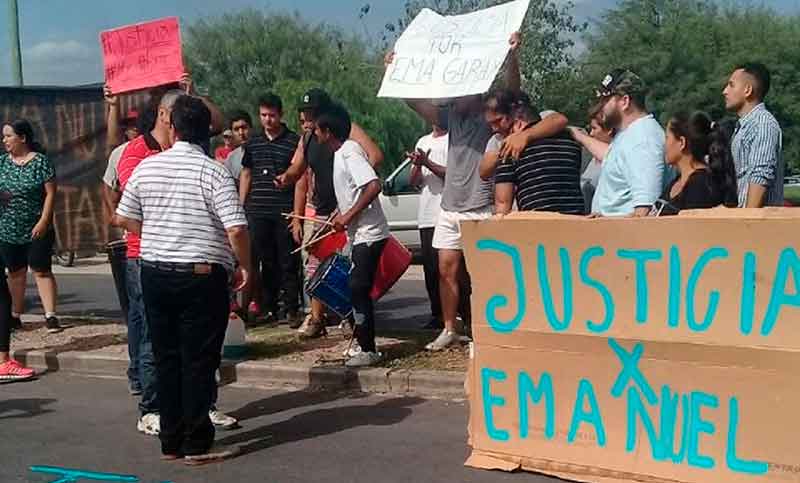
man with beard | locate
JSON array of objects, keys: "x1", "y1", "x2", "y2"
[{"x1": 590, "y1": 69, "x2": 668, "y2": 217}]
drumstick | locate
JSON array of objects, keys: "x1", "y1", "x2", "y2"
[
  {"x1": 282, "y1": 213, "x2": 334, "y2": 226},
  {"x1": 290, "y1": 229, "x2": 337, "y2": 255}
]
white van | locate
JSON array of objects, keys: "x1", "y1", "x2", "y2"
[{"x1": 379, "y1": 158, "x2": 421, "y2": 252}]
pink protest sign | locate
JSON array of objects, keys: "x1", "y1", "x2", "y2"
[{"x1": 100, "y1": 17, "x2": 185, "y2": 94}]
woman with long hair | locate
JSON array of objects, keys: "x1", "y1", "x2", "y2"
[
  {"x1": 661, "y1": 111, "x2": 738, "y2": 209},
  {"x1": 0, "y1": 119, "x2": 62, "y2": 335}
]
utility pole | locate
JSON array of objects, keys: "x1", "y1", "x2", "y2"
[{"x1": 8, "y1": 0, "x2": 24, "y2": 85}]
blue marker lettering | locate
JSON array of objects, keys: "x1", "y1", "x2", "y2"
[
  {"x1": 726, "y1": 397, "x2": 768, "y2": 474},
  {"x1": 740, "y1": 252, "x2": 757, "y2": 335},
  {"x1": 568, "y1": 379, "x2": 606, "y2": 447},
  {"x1": 686, "y1": 247, "x2": 728, "y2": 332},
  {"x1": 626, "y1": 386, "x2": 661, "y2": 459},
  {"x1": 609, "y1": 338, "x2": 658, "y2": 404},
  {"x1": 477, "y1": 239, "x2": 527, "y2": 334},
  {"x1": 761, "y1": 248, "x2": 800, "y2": 336},
  {"x1": 518, "y1": 372, "x2": 555, "y2": 440},
  {"x1": 579, "y1": 246, "x2": 615, "y2": 333},
  {"x1": 659, "y1": 386, "x2": 690, "y2": 464},
  {"x1": 617, "y1": 249, "x2": 662, "y2": 323},
  {"x1": 687, "y1": 391, "x2": 718, "y2": 470},
  {"x1": 537, "y1": 245, "x2": 574, "y2": 332},
  {"x1": 668, "y1": 246, "x2": 681, "y2": 329},
  {"x1": 481, "y1": 368, "x2": 509, "y2": 441}
]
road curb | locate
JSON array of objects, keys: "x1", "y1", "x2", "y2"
[{"x1": 12, "y1": 350, "x2": 467, "y2": 399}]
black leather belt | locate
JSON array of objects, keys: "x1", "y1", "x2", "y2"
[{"x1": 140, "y1": 260, "x2": 215, "y2": 275}]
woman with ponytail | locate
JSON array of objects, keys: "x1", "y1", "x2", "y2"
[
  {"x1": 0, "y1": 119, "x2": 62, "y2": 339},
  {"x1": 661, "y1": 111, "x2": 738, "y2": 210}
]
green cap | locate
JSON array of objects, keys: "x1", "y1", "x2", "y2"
[{"x1": 597, "y1": 69, "x2": 647, "y2": 98}]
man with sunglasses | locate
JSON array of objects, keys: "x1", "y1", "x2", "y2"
[{"x1": 590, "y1": 69, "x2": 668, "y2": 217}]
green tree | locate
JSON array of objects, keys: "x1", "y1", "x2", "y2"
[
  {"x1": 574, "y1": 0, "x2": 800, "y2": 172},
  {"x1": 183, "y1": 9, "x2": 425, "y2": 175}
]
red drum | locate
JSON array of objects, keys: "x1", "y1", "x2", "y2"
[
  {"x1": 309, "y1": 230, "x2": 348, "y2": 261},
  {"x1": 370, "y1": 236, "x2": 412, "y2": 300}
]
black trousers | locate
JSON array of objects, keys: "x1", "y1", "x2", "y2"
[
  {"x1": 249, "y1": 216, "x2": 301, "y2": 314},
  {"x1": 351, "y1": 239, "x2": 387, "y2": 353},
  {"x1": 419, "y1": 228, "x2": 442, "y2": 319},
  {"x1": 141, "y1": 263, "x2": 229, "y2": 456},
  {"x1": 0, "y1": 259, "x2": 11, "y2": 353}
]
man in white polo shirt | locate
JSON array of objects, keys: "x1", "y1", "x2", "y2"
[{"x1": 115, "y1": 95, "x2": 251, "y2": 465}]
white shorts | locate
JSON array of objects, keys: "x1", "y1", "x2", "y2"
[{"x1": 432, "y1": 206, "x2": 493, "y2": 251}]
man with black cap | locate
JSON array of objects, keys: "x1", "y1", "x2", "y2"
[
  {"x1": 275, "y1": 88, "x2": 383, "y2": 340},
  {"x1": 591, "y1": 69, "x2": 668, "y2": 217}
]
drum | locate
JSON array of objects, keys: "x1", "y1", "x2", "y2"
[
  {"x1": 306, "y1": 254, "x2": 353, "y2": 317},
  {"x1": 370, "y1": 236, "x2": 412, "y2": 301},
  {"x1": 309, "y1": 229, "x2": 347, "y2": 261}
]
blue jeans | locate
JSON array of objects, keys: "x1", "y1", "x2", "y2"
[{"x1": 126, "y1": 259, "x2": 159, "y2": 415}]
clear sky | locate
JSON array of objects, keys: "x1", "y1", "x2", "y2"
[{"x1": 0, "y1": 0, "x2": 798, "y2": 86}]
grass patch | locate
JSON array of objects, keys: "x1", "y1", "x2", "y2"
[
  {"x1": 785, "y1": 185, "x2": 800, "y2": 205},
  {"x1": 244, "y1": 325, "x2": 468, "y2": 372}
]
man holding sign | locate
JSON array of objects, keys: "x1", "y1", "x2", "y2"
[{"x1": 384, "y1": 28, "x2": 568, "y2": 351}]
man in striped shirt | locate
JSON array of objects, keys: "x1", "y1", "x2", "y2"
[
  {"x1": 723, "y1": 63, "x2": 784, "y2": 207},
  {"x1": 116, "y1": 96, "x2": 251, "y2": 465},
  {"x1": 239, "y1": 94, "x2": 302, "y2": 326},
  {"x1": 492, "y1": 95, "x2": 585, "y2": 215}
]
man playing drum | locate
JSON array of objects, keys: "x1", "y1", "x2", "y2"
[{"x1": 313, "y1": 103, "x2": 390, "y2": 368}]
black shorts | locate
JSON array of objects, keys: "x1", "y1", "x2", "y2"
[{"x1": 0, "y1": 230, "x2": 55, "y2": 273}]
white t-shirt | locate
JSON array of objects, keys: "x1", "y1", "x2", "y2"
[
  {"x1": 415, "y1": 133, "x2": 449, "y2": 228},
  {"x1": 103, "y1": 142, "x2": 129, "y2": 190},
  {"x1": 333, "y1": 140, "x2": 390, "y2": 245},
  {"x1": 223, "y1": 146, "x2": 244, "y2": 182}
]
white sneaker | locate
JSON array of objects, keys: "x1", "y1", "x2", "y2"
[
  {"x1": 425, "y1": 329, "x2": 460, "y2": 351},
  {"x1": 137, "y1": 413, "x2": 160, "y2": 436},
  {"x1": 209, "y1": 409, "x2": 238, "y2": 430},
  {"x1": 345, "y1": 351, "x2": 382, "y2": 368},
  {"x1": 342, "y1": 342, "x2": 362, "y2": 358}
]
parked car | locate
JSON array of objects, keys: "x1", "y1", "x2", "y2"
[{"x1": 379, "y1": 158, "x2": 421, "y2": 252}]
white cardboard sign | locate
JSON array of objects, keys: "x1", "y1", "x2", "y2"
[{"x1": 378, "y1": 0, "x2": 530, "y2": 99}]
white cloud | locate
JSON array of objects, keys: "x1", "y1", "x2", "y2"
[
  {"x1": 25, "y1": 40, "x2": 93, "y2": 62},
  {"x1": 22, "y1": 39, "x2": 103, "y2": 86}
]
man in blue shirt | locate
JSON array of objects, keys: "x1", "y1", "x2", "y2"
[
  {"x1": 591, "y1": 69, "x2": 668, "y2": 217},
  {"x1": 723, "y1": 62, "x2": 783, "y2": 207}
]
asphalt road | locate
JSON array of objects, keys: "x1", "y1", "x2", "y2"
[
  {"x1": 1, "y1": 374, "x2": 560, "y2": 483},
  {"x1": 21, "y1": 260, "x2": 433, "y2": 331}
]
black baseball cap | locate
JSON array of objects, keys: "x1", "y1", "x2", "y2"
[
  {"x1": 597, "y1": 69, "x2": 647, "y2": 98},
  {"x1": 299, "y1": 88, "x2": 332, "y2": 112}
]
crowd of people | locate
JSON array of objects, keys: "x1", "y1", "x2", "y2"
[{"x1": 0, "y1": 29, "x2": 785, "y2": 465}]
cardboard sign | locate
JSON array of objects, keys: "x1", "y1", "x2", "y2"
[
  {"x1": 378, "y1": 0, "x2": 530, "y2": 99},
  {"x1": 100, "y1": 17, "x2": 184, "y2": 94},
  {"x1": 462, "y1": 209, "x2": 800, "y2": 483}
]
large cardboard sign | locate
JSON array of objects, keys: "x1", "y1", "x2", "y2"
[
  {"x1": 378, "y1": 0, "x2": 530, "y2": 99},
  {"x1": 100, "y1": 17, "x2": 184, "y2": 95},
  {"x1": 462, "y1": 210, "x2": 800, "y2": 482}
]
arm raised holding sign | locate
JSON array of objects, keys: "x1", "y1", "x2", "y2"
[{"x1": 179, "y1": 73, "x2": 225, "y2": 136}]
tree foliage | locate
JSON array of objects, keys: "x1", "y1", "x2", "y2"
[
  {"x1": 571, "y1": 0, "x2": 800, "y2": 172},
  {"x1": 183, "y1": 10, "x2": 424, "y2": 175}
]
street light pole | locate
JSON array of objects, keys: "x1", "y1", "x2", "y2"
[{"x1": 8, "y1": 0, "x2": 24, "y2": 86}]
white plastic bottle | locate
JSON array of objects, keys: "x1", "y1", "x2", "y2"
[{"x1": 222, "y1": 311, "x2": 247, "y2": 359}]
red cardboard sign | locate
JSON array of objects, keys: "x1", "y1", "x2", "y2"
[{"x1": 100, "y1": 17, "x2": 185, "y2": 94}]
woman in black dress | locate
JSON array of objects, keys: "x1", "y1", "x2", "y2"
[{"x1": 662, "y1": 112, "x2": 738, "y2": 210}]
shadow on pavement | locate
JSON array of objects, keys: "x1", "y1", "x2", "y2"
[
  {"x1": 229, "y1": 389, "x2": 364, "y2": 423},
  {"x1": 0, "y1": 398, "x2": 57, "y2": 420},
  {"x1": 218, "y1": 396, "x2": 425, "y2": 456}
]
